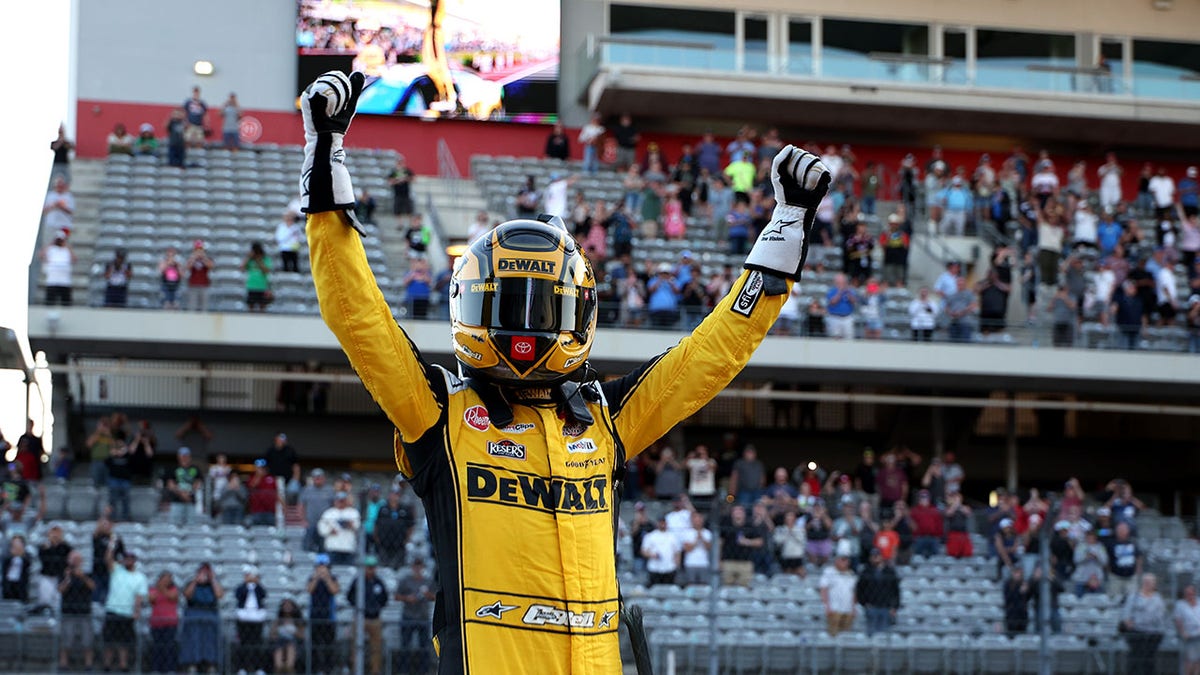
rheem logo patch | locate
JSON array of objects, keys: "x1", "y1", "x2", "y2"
[{"x1": 464, "y1": 406, "x2": 490, "y2": 431}]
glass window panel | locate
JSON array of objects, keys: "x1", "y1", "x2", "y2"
[
  {"x1": 975, "y1": 30, "x2": 1075, "y2": 92},
  {"x1": 608, "y1": 5, "x2": 735, "y2": 70},
  {"x1": 821, "y1": 19, "x2": 930, "y2": 82},
  {"x1": 1131, "y1": 39, "x2": 1200, "y2": 100}
]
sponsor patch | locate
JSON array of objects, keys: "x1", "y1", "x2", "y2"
[
  {"x1": 731, "y1": 271, "x2": 764, "y2": 317},
  {"x1": 455, "y1": 340, "x2": 483, "y2": 361},
  {"x1": 499, "y1": 422, "x2": 535, "y2": 434},
  {"x1": 511, "y1": 336, "x2": 536, "y2": 361},
  {"x1": 464, "y1": 405, "x2": 490, "y2": 431},
  {"x1": 562, "y1": 422, "x2": 588, "y2": 437},
  {"x1": 497, "y1": 258, "x2": 556, "y2": 274},
  {"x1": 466, "y1": 463, "x2": 608, "y2": 514},
  {"x1": 553, "y1": 285, "x2": 579, "y2": 297},
  {"x1": 522, "y1": 604, "x2": 595, "y2": 628},
  {"x1": 565, "y1": 457, "x2": 605, "y2": 469},
  {"x1": 487, "y1": 439, "x2": 526, "y2": 460},
  {"x1": 566, "y1": 438, "x2": 598, "y2": 454},
  {"x1": 470, "y1": 282, "x2": 497, "y2": 293},
  {"x1": 476, "y1": 600, "x2": 519, "y2": 619},
  {"x1": 562, "y1": 355, "x2": 584, "y2": 369}
]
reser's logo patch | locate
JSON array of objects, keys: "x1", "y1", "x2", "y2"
[
  {"x1": 466, "y1": 464, "x2": 608, "y2": 514},
  {"x1": 464, "y1": 406, "x2": 489, "y2": 431},
  {"x1": 566, "y1": 438, "x2": 597, "y2": 454},
  {"x1": 732, "y1": 271, "x2": 764, "y2": 317},
  {"x1": 497, "y1": 258, "x2": 556, "y2": 274},
  {"x1": 522, "y1": 604, "x2": 595, "y2": 628},
  {"x1": 487, "y1": 440, "x2": 526, "y2": 460}
]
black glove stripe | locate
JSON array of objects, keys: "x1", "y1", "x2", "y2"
[
  {"x1": 323, "y1": 77, "x2": 346, "y2": 113},
  {"x1": 799, "y1": 155, "x2": 821, "y2": 188}
]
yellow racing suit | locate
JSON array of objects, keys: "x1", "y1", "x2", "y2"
[{"x1": 309, "y1": 211, "x2": 786, "y2": 674}]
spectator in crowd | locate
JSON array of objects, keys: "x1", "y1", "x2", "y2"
[
  {"x1": 679, "y1": 511, "x2": 714, "y2": 586},
  {"x1": 945, "y1": 276, "x2": 979, "y2": 343},
  {"x1": 1181, "y1": 167, "x2": 1200, "y2": 217},
  {"x1": 908, "y1": 286, "x2": 940, "y2": 342},
  {"x1": 724, "y1": 151, "x2": 756, "y2": 197},
  {"x1": 1, "y1": 463, "x2": 32, "y2": 536},
  {"x1": 234, "y1": 566, "x2": 269, "y2": 675},
  {"x1": 820, "y1": 553, "x2": 858, "y2": 636},
  {"x1": 663, "y1": 496, "x2": 693, "y2": 542},
  {"x1": 1122, "y1": 573, "x2": 1168, "y2": 675},
  {"x1": 910, "y1": 490, "x2": 943, "y2": 557},
  {"x1": 876, "y1": 452, "x2": 908, "y2": 513},
  {"x1": 1175, "y1": 584, "x2": 1200, "y2": 675},
  {"x1": 1155, "y1": 249, "x2": 1180, "y2": 326},
  {"x1": 36, "y1": 524, "x2": 71, "y2": 606},
  {"x1": 1148, "y1": 166, "x2": 1176, "y2": 223},
  {"x1": 387, "y1": 155, "x2": 415, "y2": 225},
  {"x1": 857, "y1": 548, "x2": 900, "y2": 635},
  {"x1": 147, "y1": 571, "x2": 180, "y2": 674},
  {"x1": 1179, "y1": 211, "x2": 1200, "y2": 274},
  {"x1": 774, "y1": 509, "x2": 808, "y2": 577},
  {"x1": 934, "y1": 261, "x2": 960, "y2": 299},
  {"x1": 466, "y1": 210, "x2": 490, "y2": 243},
  {"x1": 805, "y1": 501, "x2": 835, "y2": 567},
  {"x1": 271, "y1": 598, "x2": 304, "y2": 674},
  {"x1": 1031, "y1": 566, "x2": 1065, "y2": 635},
  {"x1": 264, "y1": 433, "x2": 301, "y2": 488},
  {"x1": 164, "y1": 446, "x2": 202, "y2": 525},
  {"x1": 247, "y1": 459, "x2": 278, "y2": 526},
  {"x1": 944, "y1": 492, "x2": 973, "y2": 558},
  {"x1": 1097, "y1": 209, "x2": 1124, "y2": 259},
  {"x1": 157, "y1": 246, "x2": 184, "y2": 309},
  {"x1": 102, "y1": 547, "x2": 147, "y2": 673},
  {"x1": 1, "y1": 535, "x2": 30, "y2": 601},
  {"x1": 577, "y1": 113, "x2": 605, "y2": 174},
  {"x1": 1037, "y1": 203, "x2": 1068, "y2": 288},
  {"x1": 645, "y1": 263, "x2": 680, "y2": 328},
  {"x1": 1003, "y1": 566, "x2": 1032, "y2": 636},
  {"x1": 49, "y1": 123, "x2": 73, "y2": 179},
  {"x1": 1050, "y1": 285, "x2": 1077, "y2": 347},
  {"x1": 544, "y1": 122, "x2": 569, "y2": 161},
  {"x1": 103, "y1": 248, "x2": 132, "y2": 308},
  {"x1": 43, "y1": 175, "x2": 75, "y2": 235},
  {"x1": 40, "y1": 229, "x2": 74, "y2": 306},
  {"x1": 307, "y1": 555, "x2": 340, "y2": 674},
  {"x1": 1108, "y1": 522, "x2": 1142, "y2": 600},
  {"x1": 396, "y1": 558, "x2": 435, "y2": 672},
  {"x1": 832, "y1": 500, "x2": 866, "y2": 566},
  {"x1": 684, "y1": 445, "x2": 717, "y2": 506},
  {"x1": 824, "y1": 273, "x2": 858, "y2": 340},
  {"x1": 179, "y1": 562, "x2": 223, "y2": 673},
  {"x1": 221, "y1": 92, "x2": 242, "y2": 151},
  {"x1": 319, "y1": 491, "x2": 361, "y2": 565},
  {"x1": 275, "y1": 211, "x2": 304, "y2": 273},
  {"x1": 720, "y1": 505, "x2": 765, "y2": 587},
  {"x1": 993, "y1": 518, "x2": 1021, "y2": 580},
  {"x1": 941, "y1": 451, "x2": 965, "y2": 497},
  {"x1": 206, "y1": 452, "x2": 230, "y2": 506},
  {"x1": 58, "y1": 551, "x2": 95, "y2": 671},
  {"x1": 405, "y1": 212, "x2": 433, "y2": 257},
  {"x1": 91, "y1": 517, "x2": 123, "y2": 604},
  {"x1": 1190, "y1": 295, "x2": 1200, "y2": 354},
  {"x1": 728, "y1": 445, "x2": 765, "y2": 506},
  {"x1": 1110, "y1": 281, "x2": 1145, "y2": 350},
  {"x1": 1098, "y1": 152, "x2": 1123, "y2": 209},
  {"x1": 845, "y1": 222, "x2": 874, "y2": 284},
  {"x1": 185, "y1": 240, "x2": 215, "y2": 312},
  {"x1": 165, "y1": 108, "x2": 187, "y2": 169},
  {"x1": 374, "y1": 487, "x2": 415, "y2": 569},
  {"x1": 879, "y1": 214, "x2": 910, "y2": 287},
  {"x1": 106, "y1": 122, "x2": 134, "y2": 155},
  {"x1": 939, "y1": 175, "x2": 973, "y2": 235},
  {"x1": 218, "y1": 472, "x2": 247, "y2": 525},
  {"x1": 300, "y1": 468, "x2": 335, "y2": 552},
  {"x1": 610, "y1": 114, "x2": 638, "y2": 170},
  {"x1": 347, "y1": 556, "x2": 390, "y2": 675},
  {"x1": 182, "y1": 86, "x2": 208, "y2": 148},
  {"x1": 885, "y1": 502, "x2": 913, "y2": 564},
  {"x1": 404, "y1": 257, "x2": 434, "y2": 319},
  {"x1": 641, "y1": 516, "x2": 680, "y2": 585},
  {"x1": 244, "y1": 242, "x2": 273, "y2": 312},
  {"x1": 134, "y1": 122, "x2": 158, "y2": 156}
]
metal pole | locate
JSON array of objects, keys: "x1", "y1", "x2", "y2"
[
  {"x1": 355, "y1": 489, "x2": 368, "y2": 675},
  {"x1": 1037, "y1": 494, "x2": 1056, "y2": 675},
  {"x1": 707, "y1": 500, "x2": 721, "y2": 675},
  {"x1": 1005, "y1": 394, "x2": 1018, "y2": 494},
  {"x1": 932, "y1": 405, "x2": 945, "y2": 457}
]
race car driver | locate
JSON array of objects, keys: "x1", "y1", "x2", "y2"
[{"x1": 300, "y1": 71, "x2": 830, "y2": 674}]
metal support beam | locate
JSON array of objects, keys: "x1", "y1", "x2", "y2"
[{"x1": 1006, "y1": 393, "x2": 1018, "y2": 493}]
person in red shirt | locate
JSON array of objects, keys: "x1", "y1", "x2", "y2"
[
  {"x1": 910, "y1": 489, "x2": 944, "y2": 557},
  {"x1": 246, "y1": 460, "x2": 278, "y2": 526},
  {"x1": 185, "y1": 240, "x2": 215, "y2": 312},
  {"x1": 874, "y1": 519, "x2": 900, "y2": 562}
]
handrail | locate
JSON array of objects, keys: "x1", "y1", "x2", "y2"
[
  {"x1": 1026, "y1": 64, "x2": 1112, "y2": 76},
  {"x1": 595, "y1": 35, "x2": 717, "y2": 51},
  {"x1": 867, "y1": 51, "x2": 952, "y2": 65}
]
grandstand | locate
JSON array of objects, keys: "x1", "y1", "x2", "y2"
[{"x1": 9, "y1": 0, "x2": 1200, "y2": 673}]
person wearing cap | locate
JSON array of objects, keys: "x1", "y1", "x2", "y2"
[
  {"x1": 318, "y1": 491, "x2": 361, "y2": 565},
  {"x1": 247, "y1": 459, "x2": 279, "y2": 526},
  {"x1": 645, "y1": 261, "x2": 682, "y2": 329},
  {"x1": 856, "y1": 547, "x2": 900, "y2": 635},
  {"x1": 640, "y1": 516, "x2": 681, "y2": 586},
  {"x1": 39, "y1": 216, "x2": 75, "y2": 306},
  {"x1": 234, "y1": 565, "x2": 269, "y2": 673},
  {"x1": 347, "y1": 556, "x2": 390, "y2": 674},
  {"x1": 819, "y1": 551, "x2": 858, "y2": 636},
  {"x1": 306, "y1": 553, "x2": 341, "y2": 672},
  {"x1": 264, "y1": 433, "x2": 301, "y2": 487},
  {"x1": 185, "y1": 239, "x2": 215, "y2": 312},
  {"x1": 164, "y1": 446, "x2": 202, "y2": 525},
  {"x1": 994, "y1": 518, "x2": 1021, "y2": 580},
  {"x1": 133, "y1": 121, "x2": 158, "y2": 155},
  {"x1": 362, "y1": 483, "x2": 388, "y2": 547},
  {"x1": 102, "y1": 543, "x2": 148, "y2": 672},
  {"x1": 299, "y1": 468, "x2": 335, "y2": 552},
  {"x1": 878, "y1": 213, "x2": 910, "y2": 288}
]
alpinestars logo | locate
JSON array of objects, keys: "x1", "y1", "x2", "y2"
[
  {"x1": 487, "y1": 439, "x2": 526, "y2": 460},
  {"x1": 522, "y1": 604, "x2": 595, "y2": 628},
  {"x1": 732, "y1": 271, "x2": 764, "y2": 317},
  {"x1": 464, "y1": 406, "x2": 490, "y2": 431},
  {"x1": 476, "y1": 600, "x2": 519, "y2": 620},
  {"x1": 759, "y1": 218, "x2": 798, "y2": 242}
]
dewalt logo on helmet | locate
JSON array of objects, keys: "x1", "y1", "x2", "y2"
[{"x1": 496, "y1": 258, "x2": 557, "y2": 275}]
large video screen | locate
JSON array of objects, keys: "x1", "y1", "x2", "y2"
[{"x1": 297, "y1": 0, "x2": 560, "y2": 123}]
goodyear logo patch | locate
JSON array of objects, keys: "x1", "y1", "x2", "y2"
[
  {"x1": 466, "y1": 463, "x2": 608, "y2": 515},
  {"x1": 486, "y1": 440, "x2": 526, "y2": 460},
  {"x1": 497, "y1": 259, "x2": 556, "y2": 274}
]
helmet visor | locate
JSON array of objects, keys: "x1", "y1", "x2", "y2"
[{"x1": 457, "y1": 278, "x2": 594, "y2": 333}]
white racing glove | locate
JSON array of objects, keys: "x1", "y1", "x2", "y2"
[
  {"x1": 743, "y1": 145, "x2": 831, "y2": 281},
  {"x1": 300, "y1": 70, "x2": 366, "y2": 233}
]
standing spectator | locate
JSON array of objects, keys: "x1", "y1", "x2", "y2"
[
  {"x1": 819, "y1": 553, "x2": 858, "y2": 636},
  {"x1": 387, "y1": 156, "x2": 415, "y2": 225},
  {"x1": 91, "y1": 517, "x2": 123, "y2": 604},
  {"x1": 102, "y1": 441, "x2": 133, "y2": 521},
  {"x1": 185, "y1": 240, "x2": 215, "y2": 311},
  {"x1": 857, "y1": 548, "x2": 900, "y2": 635},
  {"x1": 907, "y1": 287, "x2": 940, "y2": 342},
  {"x1": 942, "y1": 452, "x2": 965, "y2": 497},
  {"x1": 1180, "y1": 167, "x2": 1200, "y2": 218},
  {"x1": 544, "y1": 122, "x2": 569, "y2": 160},
  {"x1": 221, "y1": 92, "x2": 241, "y2": 150},
  {"x1": 876, "y1": 453, "x2": 909, "y2": 512},
  {"x1": 1110, "y1": 281, "x2": 1145, "y2": 350},
  {"x1": 939, "y1": 175, "x2": 973, "y2": 235},
  {"x1": 58, "y1": 551, "x2": 95, "y2": 672},
  {"x1": 36, "y1": 524, "x2": 71, "y2": 607},
  {"x1": 641, "y1": 517, "x2": 680, "y2": 586},
  {"x1": 1098, "y1": 153, "x2": 1123, "y2": 209},
  {"x1": 645, "y1": 263, "x2": 680, "y2": 329},
  {"x1": 611, "y1": 114, "x2": 638, "y2": 170},
  {"x1": 179, "y1": 562, "x2": 223, "y2": 673},
  {"x1": 347, "y1": 557, "x2": 389, "y2": 675},
  {"x1": 934, "y1": 261, "x2": 960, "y2": 299},
  {"x1": 103, "y1": 249, "x2": 132, "y2": 307},
  {"x1": 165, "y1": 108, "x2": 187, "y2": 168},
  {"x1": 774, "y1": 510, "x2": 808, "y2": 577},
  {"x1": 845, "y1": 222, "x2": 874, "y2": 284},
  {"x1": 102, "y1": 548, "x2": 147, "y2": 673},
  {"x1": 300, "y1": 468, "x2": 335, "y2": 552},
  {"x1": 234, "y1": 566, "x2": 269, "y2": 675},
  {"x1": 159, "y1": 246, "x2": 184, "y2": 309},
  {"x1": 728, "y1": 445, "x2": 765, "y2": 505},
  {"x1": 42, "y1": 176, "x2": 75, "y2": 234},
  {"x1": 879, "y1": 214, "x2": 910, "y2": 287},
  {"x1": 404, "y1": 212, "x2": 433, "y2": 257},
  {"x1": 679, "y1": 511, "x2": 714, "y2": 586},
  {"x1": 824, "y1": 273, "x2": 858, "y2": 340},
  {"x1": 1051, "y1": 285, "x2": 1077, "y2": 347},
  {"x1": 1122, "y1": 573, "x2": 1168, "y2": 675},
  {"x1": 275, "y1": 211, "x2": 304, "y2": 273},
  {"x1": 944, "y1": 492, "x2": 974, "y2": 558},
  {"x1": 374, "y1": 487, "x2": 415, "y2": 569},
  {"x1": 134, "y1": 122, "x2": 159, "y2": 156},
  {"x1": 1148, "y1": 167, "x2": 1177, "y2": 224},
  {"x1": 685, "y1": 445, "x2": 717, "y2": 506},
  {"x1": 244, "y1": 242, "x2": 273, "y2": 312},
  {"x1": 720, "y1": 506, "x2": 765, "y2": 587},
  {"x1": 246, "y1": 459, "x2": 278, "y2": 526},
  {"x1": 1036, "y1": 203, "x2": 1068, "y2": 287},
  {"x1": 40, "y1": 229, "x2": 74, "y2": 306},
  {"x1": 832, "y1": 501, "x2": 865, "y2": 564},
  {"x1": 395, "y1": 558, "x2": 435, "y2": 672},
  {"x1": 945, "y1": 276, "x2": 979, "y2": 343},
  {"x1": 1175, "y1": 584, "x2": 1200, "y2": 675},
  {"x1": 1108, "y1": 522, "x2": 1143, "y2": 600},
  {"x1": 805, "y1": 501, "x2": 835, "y2": 567},
  {"x1": 307, "y1": 554, "x2": 340, "y2": 674},
  {"x1": 106, "y1": 122, "x2": 134, "y2": 156},
  {"x1": 265, "y1": 432, "x2": 301, "y2": 487},
  {"x1": 207, "y1": 452, "x2": 230, "y2": 506},
  {"x1": 466, "y1": 210, "x2": 491, "y2": 243},
  {"x1": 1, "y1": 536, "x2": 30, "y2": 601},
  {"x1": 218, "y1": 473, "x2": 247, "y2": 525},
  {"x1": 994, "y1": 518, "x2": 1021, "y2": 580},
  {"x1": 147, "y1": 571, "x2": 180, "y2": 674},
  {"x1": 578, "y1": 113, "x2": 605, "y2": 174},
  {"x1": 0, "y1": 463, "x2": 31, "y2": 536},
  {"x1": 1155, "y1": 251, "x2": 1180, "y2": 326},
  {"x1": 164, "y1": 447, "x2": 201, "y2": 525},
  {"x1": 318, "y1": 491, "x2": 361, "y2": 565},
  {"x1": 182, "y1": 86, "x2": 208, "y2": 148},
  {"x1": 404, "y1": 257, "x2": 434, "y2": 319},
  {"x1": 271, "y1": 598, "x2": 304, "y2": 674},
  {"x1": 1003, "y1": 566, "x2": 1032, "y2": 636},
  {"x1": 654, "y1": 449, "x2": 685, "y2": 501},
  {"x1": 49, "y1": 123, "x2": 73, "y2": 180}
]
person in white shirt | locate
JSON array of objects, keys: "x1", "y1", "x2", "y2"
[
  {"x1": 773, "y1": 509, "x2": 808, "y2": 576},
  {"x1": 577, "y1": 113, "x2": 605, "y2": 174},
  {"x1": 466, "y1": 210, "x2": 491, "y2": 243},
  {"x1": 1148, "y1": 167, "x2": 1176, "y2": 221},
  {"x1": 42, "y1": 176, "x2": 74, "y2": 233},
  {"x1": 934, "y1": 262, "x2": 961, "y2": 298},
  {"x1": 40, "y1": 231, "x2": 75, "y2": 306},
  {"x1": 776, "y1": 282, "x2": 804, "y2": 335},
  {"x1": 1174, "y1": 584, "x2": 1200, "y2": 674},
  {"x1": 1156, "y1": 255, "x2": 1179, "y2": 326},
  {"x1": 541, "y1": 172, "x2": 574, "y2": 221},
  {"x1": 819, "y1": 554, "x2": 858, "y2": 635},
  {"x1": 317, "y1": 492, "x2": 361, "y2": 565},
  {"x1": 640, "y1": 517, "x2": 681, "y2": 586},
  {"x1": 1072, "y1": 202, "x2": 1099, "y2": 249},
  {"x1": 678, "y1": 512, "x2": 713, "y2": 586},
  {"x1": 1098, "y1": 153, "x2": 1123, "y2": 209},
  {"x1": 908, "y1": 287, "x2": 941, "y2": 342},
  {"x1": 685, "y1": 445, "x2": 717, "y2": 503},
  {"x1": 275, "y1": 210, "x2": 304, "y2": 273},
  {"x1": 664, "y1": 496, "x2": 694, "y2": 544}
]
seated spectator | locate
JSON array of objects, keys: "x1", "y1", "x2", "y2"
[
  {"x1": 134, "y1": 123, "x2": 158, "y2": 156},
  {"x1": 857, "y1": 548, "x2": 900, "y2": 635},
  {"x1": 908, "y1": 287, "x2": 940, "y2": 342},
  {"x1": 774, "y1": 509, "x2": 808, "y2": 577},
  {"x1": 179, "y1": 562, "x2": 224, "y2": 672},
  {"x1": 106, "y1": 123, "x2": 134, "y2": 156},
  {"x1": 58, "y1": 551, "x2": 95, "y2": 671},
  {"x1": 147, "y1": 571, "x2": 180, "y2": 674},
  {"x1": 819, "y1": 553, "x2": 858, "y2": 636},
  {"x1": 824, "y1": 273, "x2": 858, "y2": 340},
  {"x1": 271, "y1": 598, "x2": 305, "y2": 674},
  {"x1": 944, "y1": 492, "x2": 973, "y2": 558}
]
